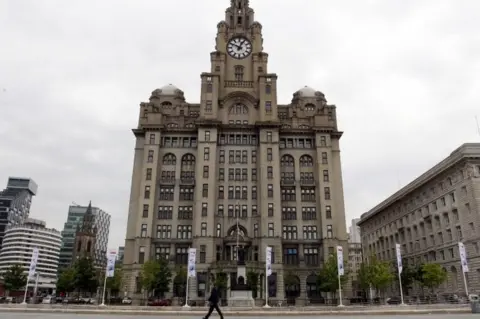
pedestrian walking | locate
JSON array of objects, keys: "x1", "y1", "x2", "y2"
[{"x1": 203, "y1": 285, "x2": 224, "y2": 319}]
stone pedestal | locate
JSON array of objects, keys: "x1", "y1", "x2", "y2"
[{"x1": 229, "y1": 289, "x2": 254, "y2": 307}]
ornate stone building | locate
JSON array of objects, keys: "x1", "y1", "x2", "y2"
[
  {"x1": 72, "y1": 202, "x2": 98, "y2": 265},
  {"x1": 123, "y1": 0, "x2": 348, "y2": 304},
  {"x1": 358, "y1": 143, "x2": 480, "y2": 297}
]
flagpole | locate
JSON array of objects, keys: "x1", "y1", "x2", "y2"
[
  {"x1": 100, "y1": 273, "x2": 108, "y2": 306},
  {"x1": 263, "y1": 246, "x2": 271, "y2": 308}
]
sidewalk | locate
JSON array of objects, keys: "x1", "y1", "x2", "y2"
[{"x1": 0, "y1": 304, "x2": 470, "y2": 316}]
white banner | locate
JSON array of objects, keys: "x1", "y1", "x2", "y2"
[
  {"x1": 336, "y1": 246, "x2": 344, "y2": 276},
  {"x1": 106, "y1": 251, "x2": 117, "y2": 278},
  {"x1": 395, "y1": 243, "x2": 403, "y2": 274},
  {"x1": 266, "y1": 246, "x2": 272, "y2": 276},
  {"x1": 187, "y1": 248, "x2": 197, "y2": 278},
  {"x1": 458, "y1": 242, "x2": 469, "y2": 272},
  {"x1": 28, "y1": 248, "x2": 39, "y2": 279}
]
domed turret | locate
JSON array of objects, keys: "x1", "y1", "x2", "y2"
[
  {"x1": 158, "y1": 84, "x2": 181, "y2": 95},
  {"x1": 296, "y1": 86, "x2": 317, "y2": 98}
]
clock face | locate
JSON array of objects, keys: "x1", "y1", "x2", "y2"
[{"x1": 227, "y1": 37, "x2": 252, "y2": 59}]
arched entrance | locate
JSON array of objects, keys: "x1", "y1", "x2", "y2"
[{"x1": 284, "y1": 273, "x2": 300, "y2": 305}]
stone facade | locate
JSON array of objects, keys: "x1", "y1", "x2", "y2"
[
  {"x1": 358, "y1": 143, "x2": 480, "y2": 297},
  {"x1": 122, "y1": 0, "x2": 348, "y2": 304}
]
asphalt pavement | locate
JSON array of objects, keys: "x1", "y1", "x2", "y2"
[{"x1": 0, "y1": 313, "x2": 478, "y2": 319}]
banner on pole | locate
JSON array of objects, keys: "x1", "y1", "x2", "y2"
[
  {"x1": 336, "y1": 246, "x2": 344, "y2": 276},
  {"x1": 28, "y1": 248, "x2": 39, "y2": 279},
  {"x1": 187, "y1": 248, "x2": 197, "y2": 278},
  {"x1": 266, "y1": 246, "x2": 272, "y2": 276},
  {"x1": 458, "y1": 242, "x2": 469, "y2": 272},
  {"x1": 395, "y1": 243, "x2": 403, "y2": 274},
  {"x1": 106, "y1": 251, "x2": 117, "y2": 278}
]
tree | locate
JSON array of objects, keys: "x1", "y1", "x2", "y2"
[
  {"x1": 213, "y1": 267, "x2": 228, "y2": 298},
  {"x1": 420, "y1": 263, "x2": 447, "y2": 293},
  {"x1": 392, "y1": 260, "x2": 416, "y2": 295},
  {"x1": 173, "y1": 266, "x2": 187, "y2": 298},
  {"x1": 106, "y1": 266, "x2": 123, "y2": 296},
  {"x1": 56, "y1": 267, "x2": 76, "y2": 295},
  {"x1": 73, "y1": 257, "x2": 98, "y2": 294},
  {"x1": 358, "y1": 255, "x2": 394, "y2": 297},
  {"x1": 1, "y1": 264, "x2": 27, "y2": 293},
  {"x1": 139, "y1": 258, "x2": 172, "y2": 297},
  {"x1": 317, "y1": 253, "x2": 348, "y2": 294},
  {"x1": 246, "y1": 269, "x2": 259, "y2": 298}
]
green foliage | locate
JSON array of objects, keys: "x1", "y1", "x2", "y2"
[
  {"x1": 419, "y1": 263, "x2": 447, "y2": 292},
  {"x1": 73, "y1": 257, "x2": 98, "y2": 293},
  {"x1": 140, "y1": 258, "x2": 172, "y2": 296},
  {"x1": 317, "y1": 253, "x2": 348, "y2": 292},
  {"x1": 214, "y1": 268, "x2": 228, "y2": 290},
  {"x1": 246, "y1": 269, "x2": 259, "y2": 298},
  {"x1": 106, "y1": 266, "x2": 123, "y2": 295},
  {"x1": 392, "y1": 260, "x2": 416, "y2": 293},
  {"x1": 56, "y1": 267, "x2": 76, "y2": 294},
  {"x1": 358, "y1": 255, "x2": 394, "y2": 293},
  {"x1": 1, "y1": 264, "x2": 27, "y2": 292}
]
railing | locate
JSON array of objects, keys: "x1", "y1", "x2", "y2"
[{"x1": 224, "y1": 81, "x2": 254, "y2": 88}]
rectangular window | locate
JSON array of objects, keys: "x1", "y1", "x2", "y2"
[
  {"x1": 268, "y1": 223, "x2": 274, "y2": 237},
  {"x1": 251, "y1": 186, "x2": 257, "y2": 199},
  {"x1": 242, "y1": 150, "x2": 248, "y2": 163},
  {"x1": 228, "y1": 186, "x2": 234, "y2": 199},
  {"x1": 219, "y1": 150, "x2": 225, "y2": 163},
  {"x1": 321, "y1": 152, "x2": 328, "y2": 164},
  {"x1": 147, "y1": 150, "x2": 154, "y2": 163},
  {"x1": 205, "y1": 131, "x2": 210, "y2": 141},
  {"x1": 142, "y1": 204, "x2": 149, "y2": 218},
  {"x1": 203, "y1": 166, "x2": 209, "y2": 178},
  {"x1": 144, "y1": 186, "x2": 151, "y2": 199},
  {"x1": 178, "y1": 187, "x2": 194, "y2": 200},
  {"x1": 252, "y1": 205, "x2": 258, "y2": 216},
  {"x1": 267, "y1": 166, "x2": 273, "y2": 179},
  {"x1": 201, "y1": 223, "x2": 207, "y2": 236},
  {"x1": 325, "y1": 205, "x2": 332, "y2": 219},
  {"x1": 251, "y1": 150, "x2": 257, "y2": 163},
  {"x1": 155, "y1": 246, "x2": 170, "y2": 261},
  {"x1": 324, "y1": 187, "x2": 331, "y2": 200},
  {"x1": 266, "y1": 131, "x2": 272, "y2": 142},
  {"x1": 218, "y1": 186, "x2": 224, "y2": 199},
  {"x1": 267, "y1": 148, "x2": 272, "y2": 161},
  {"x1": 268, "y1": 203, "x2": 274, "y2": 217},
  {"x1": 204, "y1": 147, "x2": 210, "y2": 160},
  {"x1": 202, "y1": 202, "x2": 208, "y2": 217},
  {"x1": 327, "y1": 225, "x2": 333, "y2": 238},
  {"x1": 146, "y1": 168, "x2": 152, "y2": 181},
  {"x1": 157, "y1": 206, "x2": 173, "y2": 219},
  {"x1": 176, "y1": 225, "x2": 192, "y2": 239},
  {"x1": 140, "y1": 224, "x2": 147, "y2": 237},
  {"x1": 206, "y1": 83, "x2": 213, "y2": 93},
  {"x1": 138, "y1": 247, "x2": 145, "y2": 264},
  {"x1": 320, "y1": 136, "x2": 326, "y2": 146},
  {"x1": 200, "y1": 245, "x2": 206, "y2": 263},
  {"x1": 178, "y1": 206, "x2": 193, "y2": 220},
  {"x1": 267, "y1": 184, "x2": 273, "y2": 198},
  {"x1": 265, "y1": 101, "x2": 272, "y2": 113},
  {"x1": 323, "y1": 170, "x2": 329, "y2": 182},
  {"x1": 251, "y1": 169, "x2": 257, "y2": 181},
  {"x1": 254, "y1": 224, "x2": 259, "y2": 237},
  {"x1": 202, "y1": 184, "x2": 208, "y2": 198},
  {"x1": 218, "y1": 168, "x2": 224, "y2": 181},
  {"x1": 217, "y1": 204, "x2": 224, "y2": 216},
  {"x1": 149, "y1": 133, "x2": 155, "y2": 144},
  {"x1": 156, "y1": 225, "x2": 172, "y2": 238},
  {"x1": 205, "y1": 101, "x2": 212, "y2": 112}
]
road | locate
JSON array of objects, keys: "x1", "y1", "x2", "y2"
[{"x1": 0, "y1": 313, "x2": 477, "y2": 319}]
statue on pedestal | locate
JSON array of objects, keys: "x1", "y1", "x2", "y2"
[{"x1": 237, "y1": 247, "x2": 246, "y2": 266}]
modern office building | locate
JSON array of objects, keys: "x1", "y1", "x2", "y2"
[
  {"x1": 122, "y1": 0, "x2": 348, "y2": 303},
  {"x1": 347, "y1": 230, "x2": 363, "y2": 297},
  {"x1": 349, "y1": 218, "x2": 361, "y2": 244},
  {"x1": 358, "y1": 143, "x2": 480, "y2": 295},
  {"x1": 117, "y1": 246, "x2": 124, "y2": 262},
  {"x1": 0, "y1": 177, "x2": 38, "y2": 249},
  {"x1": 0, "y1": 218, "x2": 62, "y2": 291},
  {"x1": 59, "y1": 202, "x2": 111, "y2": 270}
]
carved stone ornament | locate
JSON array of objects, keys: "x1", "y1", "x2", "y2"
[{"x1": 466, "y1": 164, "x2": 479, "y2": 177}]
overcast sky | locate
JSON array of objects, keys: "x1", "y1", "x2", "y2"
[{"x1": 1, "y1": 0, "x2": 479, "y2": 250}]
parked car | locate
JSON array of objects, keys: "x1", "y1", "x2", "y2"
[
  {"x1": 122, "y1": 297, "x2": 132, "y2": 305},
  {"x1": 147, "y1": 299, "x2": 172, "y2": 306}
]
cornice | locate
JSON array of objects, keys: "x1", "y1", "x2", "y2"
[
  {"x1": 254, "y1": 121, "x2": 282, "y2": 128},
  {"x1": 359, "y1": 143, "x2": 480, "y2": 226}
]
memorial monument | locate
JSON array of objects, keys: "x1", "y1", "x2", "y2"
[{"x1": 228, "y1": 247, "x2": 254, "y2": 307}]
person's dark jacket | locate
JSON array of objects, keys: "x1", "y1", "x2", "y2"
[{"x1": 208, "y1": 287, "x2": 219, "y2": 305}]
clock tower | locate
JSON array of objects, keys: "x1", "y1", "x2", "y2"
[
  {"x1": 199, "y1": 0, "x2": 278, "y2": 123},
  {"x1": 123, "y1": 0, "x2": 349, "y2": 305}
]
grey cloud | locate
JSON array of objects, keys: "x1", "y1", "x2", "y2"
[{"x1": 1, "y1": 0, "x2": 479, "y2": 248}]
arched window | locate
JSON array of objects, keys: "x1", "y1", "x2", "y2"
[
  {"x1": 299, "y1": 155, "x2": 313, "y2": 167},
  {"x1": 181, "y1": 154, "x2": 195, "y2": 167},
  {"x1": 281, "y1": 155, "x2": 294, "y2": 167},
  {"x1": 229, "y1": 103, "x2": 248, "y2": 114},
  {"x1": 161, "y1": 101, "x2": 172, "y2": 108},
  {"x1": 304, "y1": 103, "x2": 315, "y2": 111},
  {"x1": 235, "y1": 65, "x2": 244, "y2": 81},
  {"x1": 162, "y1": 154, "x2": 176, "y2": 165}
]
